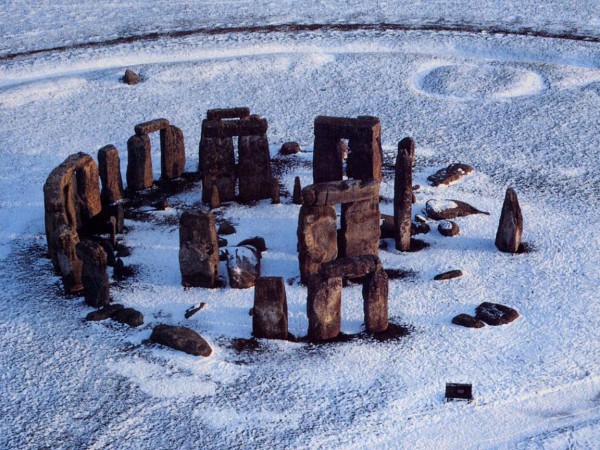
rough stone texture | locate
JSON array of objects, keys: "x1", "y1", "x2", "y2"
[
  {"x1": 428, "y1": 163, "x2": 474, "y2": 187},
  {"x1": 150, "y1": 324, "x2": 212, "y2": 356},
  {"x1": 434, "y1": 270, "x2": 463, "y2": 280},
  {"x1": 76, "y1": 240, "x2": 110, "y2": 308},
  {"x1": 381, "y1": 214, "x2": 430, "y2": 237},
  {"x1": 271, "y1": 178, "x2": 280, "y2": 204},
  {"x1": 394, "y1": 137, "x2": 415, "y2": 251},
  {"x1": 307, "y1": 274, "x2": 342, "y2": 341},
  {"x1": 86, "y1": 304, "x2": 124, "y2": 321},
  {"x1": 452, "y1": 314, "x2": 485, "y2": 328},
  {"x1": 179, "y1": 210, "x2": 220, "y2": 288},
  {"x1": 160, "y1": 125, "x2": 185, "y2": 181},
  {"x1": 199, "y1": 136, "x2": 236, "y2": 203},
  {"x1": 412, "y1": 220, "x2": 431, "y2": 236},
  {"x1": 340, "y1": 198, "x2": 380, "y2": 258},
  {"x1": 475, "y1": 302, "x2": 520, "y2": 326},
  {"x1": 209, "y1": 185, "x2": 221, "y2": 209},
  {"x1": 253, "y1": 277, "x2": 288, "y2": 340},
  {"x1": 134, "y1": 118, "x2": 170, "y2": 135},
  {"x1": 201, "y1": 116, "x2": 268, "y2": 139},
  {"x1": 226, "y1": 245, "x2": 261, "y2": 289},
  {"x1": 425, "y1": 199, "x2": 489, "y2": 220},
  {"x1": 495, "y1": 188, "x2": 523, "y2": 253},
  {"x1": 206, "y1": 107, "x2": 250, "y2": 121},
  {"x1": 122, "y1": 69, "x2": 140, "y2": 85},
  {"x1": 280, "y1": 142, "x2": 301, "y2": 155},
  {"x1": 97, "y1": 145, "x2": 124, "y2": 209},
  {"x1": 320, "y1": 255, "x2": 380, "y2": 279},
  {"x1": 313, "y1": 136, "x2": 344, "y2": 183},
  {"x1": 43, "y1": 153, "x2": 102, "y2": 293},
  {"x1": 297, "y1": 205, "x2": 337, "y2": 284},
  {"x1": 292, "y1": 176, "x2": 303, "y2": 205},
  {"x1": 237, "y1": 236, "x2": 266, "y2": 253},
  {"x1": 112, "y1": 308, "x2": 144, "y2": 327},
  {"x1": 438, "y1": 220, "x2": 460, "y2": 237},
  {"x1": 111, "y1": 203, "x2": 125, "y2": 234},
  {"x1": 185, "y1": 302, "x2": 206, "y2": 319},
  {"x1": 126, "y1": 134, "x2": 153, "y2": 192},
  {"x1": 347, "y1": 131, "x2": 382, "y2": 183},
  {"x1": 238, "y1": 134, "x2": 272, "y2": 202},
  {"x1": 363, "y1": 267, "x2": 389, "y2": 333},
  {"x1": 302, "y1": 179, "x2": 379, "y2": 206},
  {"x1": 218, "y1": 223, "x2": 236, "y2": 235}
]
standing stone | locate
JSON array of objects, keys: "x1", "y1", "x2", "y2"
[
  {"x1": 253, "y1": 277, "x2": 288, "y2": 340},
  {"x1": 209, "y1": 185, "x2": 221, "y2": 209},
  {"x1": 363, "y1": 267, "x2": 389, "y2": 333},
  {"x1": 199, "y1": 136, "x2": 236, "y2": 203},
  {"x1": 179, "y1": 210, "x2": 219, "y2": 288},
  {"x1": 347, "y1": 117, "x2": 382, "y2": 183},
  {"x1": 297, "y1": 205, "x2": 338, "y2": 284},
  {"x1": 292, "y1": 176, "x2": 303, "y2": 205},
  {"x1": 160, "y1": 125, "x2": 185, "y2": 181},
  {"x1": 238, "y1": 134, "x2": 272, "y2": 202},
  {"x1": 307, "y1": 275, "x2": 342, "y2": 341},
  {"x1": 313, "y1": 136, "x2": 344, "y2": 183},
  {"x1": 394, "y1": 137, "x2": 414, "y2": 251},
  {"x1": 76, "y1": 240, "x2": 110, "y2": 308},
  {"x1": 97, "y1": 145, "x2": 124, "y2": 209},
  {"x1": 495, "y1": 188, "x2": 523, "y2": 253},
  {"x1": 226, "y1": 245, "x2": 261, "y2": 289},
  {"x1": 126, "y1": 134, "x2": 153, "y2": 192},
  {"x1": 340, "y1": 198, "x2": 380, "y2": 258},
  {"x1": 271, "y1": 178, "x2": 280, "y2": 204}
]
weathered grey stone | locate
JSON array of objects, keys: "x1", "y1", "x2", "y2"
[
  {"x1": 112, "y1": 307, "x2": 144, "y2": 327},
  {"x1": 134, "y1": 118, "x2": 170, "y2": 135},
  {"x1": 302, "y1": 179, "x2": 379, "y2": 206},
  {"x1": 475, "y1": 302, "x2": 519, "y2": 326},
  {"x1": 126, "y1": 134, "x2": 153, "y2": 192},
  {"x1": 97, "y1": 145, "x2": 124, "y2": 208},
  {"x1": 340, "y1": 198, "x2": 380, "y2": 258},
  {"x1": 394, "y1": 137, "x2": 415, "y2": 251},
  {"x1": 226, "y1": 246, "x2": 261, "y2": 289},
  {"x1": 122, "y1": 69, "x2": 140, "y2": 85},
  {"x1": 363, "y1": 267, "x2": 389, "y2": 333},
  {"x1": 44, "y1": 153, "x2": 102, "y2": 293},
  {"x1": 238, "y1": 134, "x2": 272, "y2": 202},
  {"x1": 280, "y1": 142, "x2": 301, "y2": 155},
  {"x1": 292, "y1": 176, "x2": 303, "y2": 205},
  {"x1": 438, "y1": 220, "x2": 460, "y2": 237},
  {"x1": 434, "y1": 270, "x2": 463, "y2": 281},
  {"x1": 452, "y1": 314, "x2": 484, "y2": 328},
  {"x1": 425, "y1": 199, "x2": 489, "y2": 220},
  {"x1": 150, "y1": 324, "x2": 212, "y2": 356},
  {"x1": 85, "y1": 304, "x2": 124, "y2": 321},
  {"x1": 179, "y1": 210, "x2": 219, "y2": 288},
  {"x1": 297, "y1": 205, "x2": 337, "y2": 284},
  {"x1": 428, "y1": 163, "x2": 474, "y2": 187},
  {"x1": 253, "y1": 277, "x2": 288, "y2": 340},
  {"x1": 76, "y1": 239, "x2": 110, "y2": 308},
  {"x1": 320, "y1": 255, "x2": 380, "y2": 279},
  {"x1": 307, "y1": 274, "x2": 342, "y2": 341},
  {"x1": 160, "y1": 125, "x2": 185, "y2": 181},
  {"x1": 495, "y1": 188, "x2": 523, "y2": 253},
  {"x1": 206, "y1": 107, "x2": 250, "y2": 121},
  {"x1": 199, "y1": 136, "x2": 236, "y2": 203}
]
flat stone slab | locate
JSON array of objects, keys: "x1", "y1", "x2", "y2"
[
  {"x1": 320, "y1": 255, "x2": 380, "y2": 279},
  {"x1": 202, "y1": 116, "x2": 268, "y2": 138},
  {"x1": 150, "y1": 324, "x2": 212, "y2": 357},
  {"x1": 314, "y1": 115, "x2": 380, "y2": 139},
  {"x1": 434, "y1": 270, "x2": 463, "y2": 281},
  {"x1": 428, "y1": 163, "x2": 474, "y2": 187},
  {"x1": 302, "y1": 179, "x2": 379, "y2": 206},
  {"x1": 134, "y1": 118, "x2": 170, "y2": 135},
  {"x1": 425, "y1": 199, "x2": 489, "y2": 220},
  {"x1": 452, "y1": 313, "x2": 485, "y2": 328},
  {"x1": 475, "y1": 302, "x2": 519, "y2": 326},
  {"x1": 206, "y1": 107, "x2": 250, "y2": 121}
]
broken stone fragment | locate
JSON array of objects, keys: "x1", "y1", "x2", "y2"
[
  {"x1": 185, "y1": 303, "x2": 206, "y2": 319},
  {"x1": 237, "y1": 236, "x2": 266, "y2": 253},
  {"x1": 253, "y1": 277, "x2": 288, "y2": 340},
  {"x1": 495, "y1": 188, "x2": 523, "y2": 253},
  {"x1": 438, "y1": 220, "x2": 460, "y2": 237},
  {"x1": 292, "y1": 176, "x2": 303, "y2": 205},
  {"x1": 150, "y1": 324, "x2": 212, "y2": 356},
  {"x1": 122, "y1": 69, "x2": 140, "y2": 85},
  {"x1": 85, "y1": 304, "x2": 124, "y2": 321},
  {"x1": 112, "y1": 307, "x2": 144, "y2": 327},
  {"x1": 218, "y1": 223, "x2": 236, "y2": 235},
  {"x1": 279, "y1": 142, "x2": 301, "y2": 155},
  {"x1": 433, "y1": 270, "x2": 463, "y2": 280},
  {"x1": 452, "y1": 314, "x2": 484, "y2": 328},
  {"x1": 226, "y1": 246, "x2": 261, "y2": 289},
  {"x1": 427, "y1": 163, "x2": 474, "y2": 187},
  {"x1": 475, "y1": 302, "x2": 519, "y2": 326},
  {"x1": 412, "y1": 220, "x2": 430, "y2": 236},
  {"x1": 425, "y1": 199, "x2": 489, "y2": 220}
]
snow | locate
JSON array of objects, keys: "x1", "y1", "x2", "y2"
[{"x1": 1, "y1": 4, "x2": 600, "y2": 449}]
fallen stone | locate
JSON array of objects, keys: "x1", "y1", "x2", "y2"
[
  {"x1": 302, "y1": 179, "x2": 379, "y2": 206},
  {"x1": 292, "y1": 176, "x2": 303, "y2": 205},
  {"x1": 122, "y1": 69, "x2": 140, "y2": 85},
  {"x1": 434, "y1": 270, "x2": 463, "y2": 281},
  {"x1": 320, "y1": 255, "x2": 380, "y2": 279},
  {"x1": 412, "y1": 220, "x2": 431, "y2": 236},
  {"x1": 425, "y1": 199, "x2": 489, "y2": 220},
  {"x1": 185, "y1": 303, "x2": 207, "y2": 319},
  {"x1": 415, "y1": 214, "x2": 428, "y2": 223},
  {"x1": 218, "y1": 238, "x2": 228, "y2": 248},
  {"x1": 113, "y1": 258, "x2": 135, "y2": 280},
  {"x1": 218, "y1": 223, "x2": 236, "y2": 235},
  {"x1": 112, "y1": 308, "x2": 144, "y2": 327},
  {"x1": 280, "y1": 142, "x2": 301, "y2": 155},
  {"x1": 452, "y1": 314, "x2": 485, "y2": 328},
  {"x1": 427, "y1": 163, "x2": 474, "y2": 187},
  {"x1": 226, "y1": 246, "x2": 261, "y2": 289},
  {"x1": 475, "y1": 302, "x2": 519, "y2": 326},
  {"x1": 237, "y1": 236, "x2": 266, "y2": 253},
  {"x1": 134, "y1": 118, "x2": 170, "y2": 136},
  {"x1": 85, "y1": 304, "x2": 124, "y2": 321},
  {"x1": 150, "y1": 324, "x2": 212, "y2": 356},
  {"x1": 253, "y1": 277, "x2": 288, "y2": 340},
  {"x1": 438, "y1": 220, "x2": 460, "y2": 237},
  {"x1": 495, "y1": 188, "x2": 523, "y2": 253}
]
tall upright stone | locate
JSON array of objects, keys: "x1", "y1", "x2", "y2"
[
  {"x1": 97, "y1": 145, "x2": 124, "y2": 210},
  {"x1": 313, "y1": 137, "x2": 344, "y2": 183},
  {"x1": 126, "y1": 134, "x2": 153, "y2": 192},
  {"x1": 340, "y1": 198, "x2": 380, "y2": 258},
  {"x1": 363, "y1": 267, "x2": 389, "y2": 333},
  {"x1": 160, "y1": 125, "x2": 185, "y2": 181},
  {"x1": 76, "y1": 239, "x2": 110, "y2": 308},
  {"x1": 238, "y1": 134, "x2": 272, "y2": 202},
  {"x1": 307, "y1": 274, "x2": 342, "y2": 341},
  {"x1": 495, "y1": 188, "x2": 523, "y2": 253},
  {"x1": 297, "y1": 205, "x2": 338, "y2": 284},
  {"x1": 199, "y1": 136, "x2": 236, "y2": 203},
  {"x1": 253, "y1": 277, "x2": 288, "y2": 340},
  {"x1": 292, "y1": 176, "x2": 303, "y2": 205},
  {"x1": 394, "y1": 137, "x2": 415, "y2": 251},
  {"x1": 179, "y1": 210, "x2": 219, "y2": 288}
]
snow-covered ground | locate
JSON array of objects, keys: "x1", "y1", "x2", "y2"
[{"x1": 1, "y1": 5, "x2": 599, "y2": 449}]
